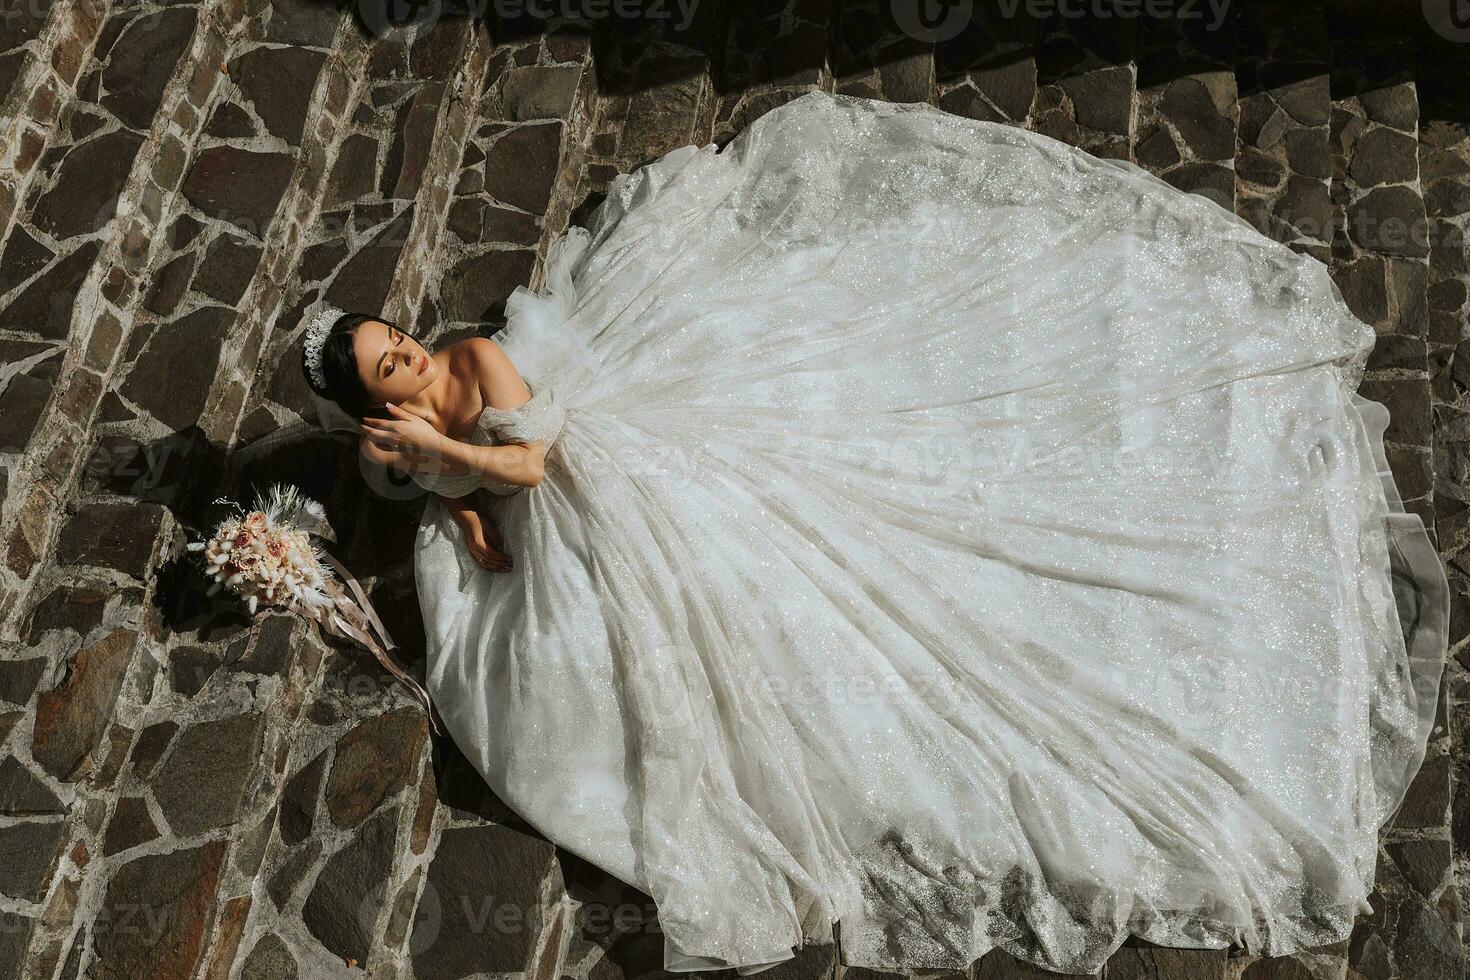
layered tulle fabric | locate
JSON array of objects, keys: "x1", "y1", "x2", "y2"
[{"x1": 413, "y1": 90, "x2": 1447, "y2": 975}]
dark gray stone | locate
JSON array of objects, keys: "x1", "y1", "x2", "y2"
[
  {"x1": 0, "y1": 657, "x2": 45, "y2": 705},
  {"x1": 1059, "y1": 66, "x2": 1133, "y2": 136},
  {"x1": 118, "y1": 305, "x2": 233, "y2": 430},
  {"x1": 1392, "y1": 901, "x2": 1464, "y2": 980},
  {"x1": 501, "y1": 65, "x2": 583, "y2": 122},
  {"x1": 240, "y1": 933, "x2": 298, "y2": 980},
  {"x1": 129, "y1": 720, "x2": 177, "y2": 780},
  {"x1": 440, "y1": 247, "x2": 536, "y2": 322},
  {"x1": 30, "y1": 129, "x2": 145, "y2": 239},
  {"x1": 192, "y1": 233, "x2": 263, "y2": 306},
  {"x1": 325, "y1": 134, "x2": 379, "y2": 207},
  {"x1": 0, "y1": 240, "x2": 102, "y2": 339},
  {"x1": 482, "y1": 122, "x2": 562, "y2": 214},
  {"x1": 102, "y1": 796, "x2": 159, "y2": 856},
  {"x1": 150, "y1": 712, "x2": 265, "y2": 837},
  {"x1": 0, "y1": 349, "x2": 57, "y2": 451},
  {"x1": 146, "y1": 252, "x2": 197, "y2": 316},
  {"x1": 0, "y1": 757, "x2": 63, "y2": 815},
  {"x1": 0, "y1": 820, "x2": 67, "y2": 920},
  {"x1": 57, "y1": 502, "x2": 163, "y2": 578},
  {"x1": 204, "y1": 101, "x2": 255, "y2": 139},
  {"x1": 99, "y1": 8, "x2": 198, "y2": 130},
  {"x1": 32, "y1": 628, "x2": 134, "y2": 781},
  {"x1": 92, "y1": 841, "x2": 226, "y2": 980},
  {"x1": 182, "y1": 146, "x2": 295, "y2": 237},
  {"x1": 1159, "y1": 76, "x2": 1236, "y2": 161},
  {"x1": 301, "y1": 807, "x2": 399, "y2": 964},
  {"x1": 1384, "y1": 838, "x2": 1450, "y2": 898},
  {"x1": 0, "y1": 226, "x2": 54, "y2": 296},
  {"x1": 325, "y1": 207, "x2": 414, "y2": 314},
  {"x1": 1349, "y1": 127, "x2": 1422, "y2": 189},
  {"x1": 267, "y1": 838, "x2": 320, "y2": 910},
  {"x1": 386, "y1": 82, "x2": 446, "y2": 200},
  {"x1": 0, "y1": 912, "x2": 34, "y2": 980},
  {"x1": 232, "y1": 45, "x2": 327, "y2": 146},
  {"x1": 1360, "y1": 85, "x2": 1419, "y2": 132},
  {"x1": 279, "y1": 748, "x2": 327, "y2": 847},
  {"x1": 412, "y1": 824, "x2": 558, "y2": 978},
  {"x1": 1346, "y1": 185, "x2": 1430, "y2": 259},
  {"x1": 325, "y1": 710, "x2": 428, "y2": 828}
]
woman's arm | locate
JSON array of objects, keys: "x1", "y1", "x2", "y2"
[
  {"x1": 438, "y1": 491, "x2": 512, "y2": 571},
  {"x1": 436, "y1": 432, "x2": 545, "y2": 488},
  {"x1": 360, "y1": 403, "x2": 545, "y2": 487}
]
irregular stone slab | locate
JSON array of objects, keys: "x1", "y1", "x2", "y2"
[
  {"x1": 325, "y1": 134, "x2": 379, "y2": 207},
  {"x1": 128, "y1": 720, "x2": 177, "y2": 780},
  {"x1": 0, "y1": 756, "x2": 64, "y2": 814},
  {"x1": 192, "y1": 233, "x2": 263, "y2": 306},
  {"x1": 267, "y1": 838, "x2": 320, "y2": 910},
  {"x1": 325, "y1": 710, "x2": 427, "y2": 828},
  {"x1": 30, "y1": 129, "x2": 146, "y2": 239},
  {"x1": 0, "y1": 225, "x2": 54, "y2": 296},
  {"x1": 182, "y1": 146, "x2": 295, "y2": 238},
  {"x1": 232, "y1": 45, "x2": 328, "y2": 146},
  {"x1": 92, "y1": 840, "x2": 226, "y2": 980},
  {"x1": 0, "y1": 912, "x2": 34, "y2": 980},
  {"x1": 482, "y1": 122, "x2": 562, "y2": 214},
  {"x1": 0, "y1": 819, "x2": 67, "y2": 901},
  {"x1": 325, "y1": 207, "x2": 414, "y2": 314},
  {"x1": 32, "y1": 628, "x2": 134, "y2": 781},
  {"x1": 501, "y1": 65, "x2": 583, "y2": 122},
  {"x1": 301, "y1": 807, "x2": 399, "y2": 964},
  {"x1": 0, "y1": 240, "x2": 102, "y2": 339},
  {"x1": 118, "y1": 305, "x2": 233, "y2": 430},
  {"x1": 441, "y1": 247, "x2": 536, "y2": 323},
  {"x1": 412, "y1": 823, "x2": 558, "y2": 978},
  {"x1": 150, "y1": 712, "x2": 265, "y2": 837},
  {"x1": 240, "y1": 933, "x2": 298, "y2": 980},
  {"x1": 102, "y1": 796, "x2": 159, "y2": 856},
  {"x1": 1384, "y1": 838, "x2": 1451, "y2": 898},
  {"x1": 57, "y1": 502, "x2": 163, "y2": 578},
  {"x1": 205, "y1": 101, "x2": 255, "y2": 139},
  {"x1": 1392, "y1": 900, "x2": 1464, "y2": 980},
  {"x1": 22, "y1": 584, "x2": 115, "y2": 643},
  {"x1": 0, "y1": 656, "x2": 46, "y2": 705},
  {"x1": 1345, "y1": 185, "x2": 1430, "y2": 260},
  {"x1": 385, "y1": 82, "x2": 446, "y2": 200},
  {"x1": 99, "y1": 7, "x2": 198, "y2": 131},
  {"x1": 278, "y1": 747, "x2": 327, "y2": 847},
  {"x1": 146, "y1": 252, "x2": 197, "y2": 316},
  {"x1": 0, "y1": 344, "x2": 59, "y2": 452}
]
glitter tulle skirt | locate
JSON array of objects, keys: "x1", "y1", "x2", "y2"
[{"x1": 413, "y1": 90, "x2": 1448, "y2": 975}]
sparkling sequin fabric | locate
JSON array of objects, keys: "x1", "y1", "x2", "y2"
[{"x1": 412, "y1": 90, "x2": 1448, "y2": 976}]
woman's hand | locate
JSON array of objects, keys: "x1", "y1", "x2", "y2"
[
  {"x1": 360, "y1": 402, "x2": 443, "y2": 459},
  {"x1": 464, "y1": 516, "x2": 513, "y2": 572}
]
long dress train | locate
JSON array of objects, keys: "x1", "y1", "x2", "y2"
[{"x1": 410, "y1": 90, "x2": 1448, "y2": 975}]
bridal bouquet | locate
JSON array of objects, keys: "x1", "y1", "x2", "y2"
[{"x1": 188, "y1": 483, "x2": 441, "y2": 734}]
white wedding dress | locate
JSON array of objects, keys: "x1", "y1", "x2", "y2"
[{"x1": 410, "y1": 90, "x2": 1448, "y2": 975}]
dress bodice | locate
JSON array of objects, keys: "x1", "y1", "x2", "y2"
[{"x1": 410, "y1": 376, "x2": 567, "y2": 498}]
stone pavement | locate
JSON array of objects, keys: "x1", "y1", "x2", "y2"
[{"x1": 0, "y1": 1, "x2": 1466, "y2": 978}]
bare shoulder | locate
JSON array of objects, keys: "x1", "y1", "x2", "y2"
[{"x1": 447, "y1": 336, "x2": 532, "y2": 410}]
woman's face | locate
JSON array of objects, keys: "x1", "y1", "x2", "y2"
[{"x1": 353, "y1": 319, "x2": 437, "y2": 407}]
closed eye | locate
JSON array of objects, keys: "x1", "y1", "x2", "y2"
[{"x1": 383, "y1": 329, "x2": 402, "y2": 376}]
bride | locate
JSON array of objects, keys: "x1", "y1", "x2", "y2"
[{"x1": 301, "y1": 90, "x2": 1449, "y2": 975}]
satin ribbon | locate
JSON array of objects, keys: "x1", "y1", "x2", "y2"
[{"x1": 309, "y1": 550, "x2": 445, "y2": 737}]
